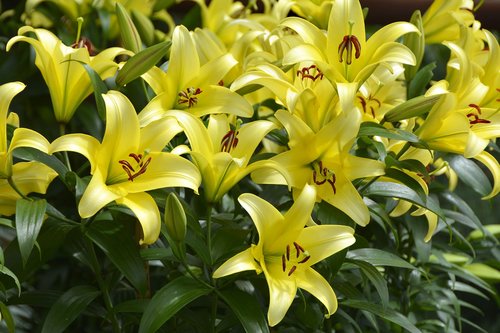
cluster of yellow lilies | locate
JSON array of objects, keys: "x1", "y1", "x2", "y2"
[{"x1": 1, "y1": 0, "x2": 498, "y2": 326}]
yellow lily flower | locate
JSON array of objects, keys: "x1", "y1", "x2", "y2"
[
  {"x1": 0, "y1": 162, "x2": 57, "y2": 216},
  {"x1": 0, "y1": 82, "x2": 25, "y2": 178},
  {"x1": 164, "y1": 110, "x2": 290, "y2": 203},
  {"x1": 138, "y1": 25, "x2": 253, "y2": 126},
  {"x1": 281, "y1": 0, "x2": 418, "y2": 95},
  {"x1": 6, "y1": 26, "x2": 131, "y2": 123},
  {"x1": 213, "y1": 184, "x2": 355, "y2": 326},
  {"x1": 422, "y1": 0, "x2": 476, "y2": 44},
  {"x1": 252, "y1": 109, "x2": 385, "y2": 226},
  {"x1": 50, "y1": 91, "x2": 201, "y2": 244},
  {"x1": 0, "y1": 81, "x2": 53, "y2": 179}
]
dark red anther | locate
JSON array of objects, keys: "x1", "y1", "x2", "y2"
[
  {"x1": 288, "y1": 265, "x2": 297, "y2": 276},
  {"x1": 282, "y1": 254, "x2": 286, "y2": 272},
  {"x1": 298, "y1": 256, "x2": 311, "y2": 264},
  {"x1": 338, "y1": 34, "x2": 361, "y2": 65},
  {"x1": 286, "y1": 244, "x2": 290, "y2": 261},
  {"x1": 220, "y1": 130, "x2": 239, "y2": 153},
  {"x1": 297, "y1": 65, "x2": 324, "y2": 82}
]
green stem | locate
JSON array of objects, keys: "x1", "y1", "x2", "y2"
[
  {"x1": 205, "y1": 204, "x2": 218, "y2": 333},
  {"x1": 7, "y1": 177, "x2": 30, "y2": 200},
  {"x1": 85, "y1": 239, "x2": 120, "y2": 333},
  {"x1": 59, "y1": 124, "x2": 72, "y2": 171}
]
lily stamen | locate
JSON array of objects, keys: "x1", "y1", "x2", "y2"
[
  {"x1": 178, "y1": 87, "x2": 203, "y2": 108},
  {"x1": 282, "y1": 241, "x2": 310, "y2": 276},
  {"x1": 467, "y1": 104, "x2": 491, "y2": 125},
  {"x1": 220, "y1": 119, "x2": 243, "y2": 153},
  {"x1": 119, "y1": 152, "x2": 152, "y2": 181},
  {"x1": 312, "y1": 161, "x2": 337, "y2": 194},
  {"x1": 297, "y1": 65, "x2": 324, "y2": 82}
]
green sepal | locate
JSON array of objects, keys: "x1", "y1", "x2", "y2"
[{"x1": 132, "y1": 10, "x2": 155, "y2": 46}]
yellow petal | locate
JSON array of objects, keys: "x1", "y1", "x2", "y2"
[
  {"x1": 213, "y1": 248, "x2": 260, "y2": 278},
  {"x1": 115, "y1": 192, "x2": 162, "y2": 244},
  {"x1": 296, "y1": 268, "x2": 338, "y2": 316}
]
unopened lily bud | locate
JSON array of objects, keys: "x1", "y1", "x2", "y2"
[
  {"x1": 403, "y1": 10, "x2": 424, "y2": 81},
  {"x1": 164, "y1": 192, "x2": 187, "y2": 242}
]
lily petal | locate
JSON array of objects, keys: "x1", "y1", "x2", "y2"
[
  {"x1": 296, "y1": 268, "x2": 338, "y2": 316},
  {"x1": 213, "y1": 247, "x2": 260, "y2": 278},
  {"x1": 116, "y1": 192, "x2": 162, "y2": 245}
]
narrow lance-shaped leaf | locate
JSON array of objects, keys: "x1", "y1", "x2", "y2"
[
  {"x1": 0, "y1": 302, "x2": 15, "y2": 333},
  {"x1": 83, "y1": 64, "x2": 108, "y2": 121},
  {"x1": 138, "y1": 276, "x2": 212, "y2": 333},
  {"x1": 86, "y1": 219, "x2": 148, "y2": 296},
  {"x1": 408, "y1": 62, "x2": 436, "y2": 99},
  {"x1": 15, "y1": 198, "x2": 47, "y2": 266},
  {"x1": 445, "y1": 154, "x2": 492, "y2": 197},
  {"x1": 219, "y1": 288, "x2": 270, "y2": 333},
  {"x1": 347, "y1": 248, "x2": 416, "y2": 270},
  {"x1": 345, "y1": 259, "x2": 390, "y2": 307},
  {"x1": 115, "y1": 40, "x2": 171, "y2": 86},
  {"x1": 41, "y1": 285, "x2": 100, "y2": 333},
  {"x1": 342, "y1": 299, "x2": 421, "y2": 333},
  {"x1": 0, "y1": 265, "x2": 21, "y2": 296}
]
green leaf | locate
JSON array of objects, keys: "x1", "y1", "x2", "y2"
[
  {"x1": 86, "y1": 219, "x2": 148, "y2": 295},
  {"x1": 0, "y1": 217, "x2": 13, "y2": 228},
  {"x1": 345, "y1": 259, "x2": 389, "y2": 307},
  {"x1": 359, "y1": 122, "x2": 420, "y2": 143},
  {"x1": 363, "y1": 181, "x2": 444, "y2": 220},
  {"x1": 0, "y1": 264, "x2": 21, "y2": 295},
  {"x1": 15, "y1": 198, "x2": 47, "y2": 266},
  {"x1": 138, "y1": 276, "x2": 212, "y2": 333},
  {"x1": 116, "y1": 2, "x2": 142, "y2": 53},
  {"x1": 115, "y1": 40, "x2": 171, "y2": 86},
  {"x1": 383, "y1": 94, "x2": 442, "y2": 122},
  {"x1": 440, "y1": 191, "x2": 488, "y2": 236},
  {"x1": 41, "y1": 285, "x2": 100, "y2": 333},
  {"x1": 408, "y1": 62, "x2": 436, "y2": 98},
  {"x1": 0, "y1": 301, "x2": 15, "y2": 333},
  {"x1": 347, "y1": 248, "x2": 416, "y2": 270},
  {"x1": 13, "y1": 147, "x2": 68, "y2": 179},
  {"x1": 444, "y1": 154, "x2": 492, "y2": 197},
  {"x1": 342, "y1": 299, "x2": 421, "y2": 333},
  {"x1": 115, "y1": 299, "x2": 149, "y2": 313},
  {"x1": 384, "y1": 168, "x2": 427, "y2": 202},
  {"x1": 219, "y1": 288, "x2": 270, "y2": 333},
  {"x1": 83, "y1": 64, "x2": 108, "y2": 121}
]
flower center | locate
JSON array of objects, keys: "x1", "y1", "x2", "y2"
[
  {"x1": 281, "y1": 241, "x2": 311, "y2": 276},
  {"x1": 178, "y1": 87, "x2": 203, "y2": 108},
  {"x1": 297, "y1": 65, "x2": 324, "y2": 82},
  {"x1": 312, "y1": 161, "x2": 336, "y2": 194},
  {"x1": 118, "y1": 151, "x2": 151, "y2": 181},
  {"x1": 71, "y1": 37, "x2": 95, "y2": 55},
  {"x1": 467, "y1": 104, "x2": 490, "y2": 126},
  {"x1": 357, "y1": 95, "x2": 381, "y2": 118}
]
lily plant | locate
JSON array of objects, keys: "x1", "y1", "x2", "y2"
[
  {"x1": 213, "y1": 184, "x2": 356, "y2": 326},
  {"x1": 6, "y1": 26, "x2": 130, "y2": 124}
]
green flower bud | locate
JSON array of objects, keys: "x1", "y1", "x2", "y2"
[{"x1": 164, "y1": 192, "x2": 187, "y2": 242}]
